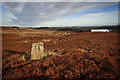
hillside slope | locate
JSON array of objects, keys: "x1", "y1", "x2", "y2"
[{"x1": 2, "y1": 27, "x2": 120, "y2": 79}]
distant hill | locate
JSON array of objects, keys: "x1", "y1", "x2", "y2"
[
  {"x1": 34, "y1": 25, "x2": 120, "y2": 33},
  {"x1": 1, "y1": 25, "x2": 120, "y2": 33},
  {"x1": 1, "y1": 26, "x2": 19, "y2": 29}
]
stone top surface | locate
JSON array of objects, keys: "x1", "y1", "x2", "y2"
[{"x1": 32, "y1": 42, "x2": 44, "y2": 46}]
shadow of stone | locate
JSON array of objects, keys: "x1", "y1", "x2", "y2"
[{"x1": 3, "y1": 50, "x2": 31, "y2": 60}]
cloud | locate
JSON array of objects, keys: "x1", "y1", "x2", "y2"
[
  {"x1": 2, "y1": 2, "x2": 118, "y2": 27},
  {"x1": 85, "y1": 13, "x2": 104, "y2": 16},
  {"x1": 41, "y1": 11, "x2": 118, "y2": 26},
  {"x1": 1, "y1": 0, "x2": 119, "y2": 2},
  {"x1": 0, "y1": 1, "x2": 2, "y2": 25},
  {"x1": 3, "y1": 2, "x2": 26, "y2": 14},
  {"x1": 73, "y1": 11, "x2": 118, "y2": 26}
]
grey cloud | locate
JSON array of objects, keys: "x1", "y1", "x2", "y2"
[
  {"x1": 2, "y1": 2, "x2": 117, "y2": 26},
  {"x1": 2, "y1": 0, "x2": 119, "y2": 2},
  {"x1": 3, "y1": 2, "x2": 26, "y2": 14}
]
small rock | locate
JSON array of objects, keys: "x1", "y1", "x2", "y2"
[
  {"x1": 22, "y1": 55, "x2": 26, "y2": 60},
  {"x1": 25, "y1": 41, "x2": 28, "y2": 43}
]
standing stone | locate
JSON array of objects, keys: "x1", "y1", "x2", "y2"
[
  {"x1": 22, "y1": 55, "x2": 25, "y2": 60},
  {"x1": 31, "y1": 42, "x2": 44, "y2": 60}
]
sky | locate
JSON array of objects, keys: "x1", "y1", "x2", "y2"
[{"x1": 1, "y1": 2, "x2": 119, "y2": 27}]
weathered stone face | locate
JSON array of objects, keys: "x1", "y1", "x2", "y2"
[{"x1": 31, "y1": 42, "x2": 44, "y2": 60}]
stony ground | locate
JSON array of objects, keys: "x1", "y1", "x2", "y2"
[{"x1": 2, "y1": 27, "x2": 120, "y2": 79}]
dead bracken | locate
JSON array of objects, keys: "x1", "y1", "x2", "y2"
[{"x1": 2, "y1": 27, "x2": 120, "y2": 79}]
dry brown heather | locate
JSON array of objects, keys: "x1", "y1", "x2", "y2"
[{"x1": 2, "y1": 27, "x2": 120, "y2": 79}]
